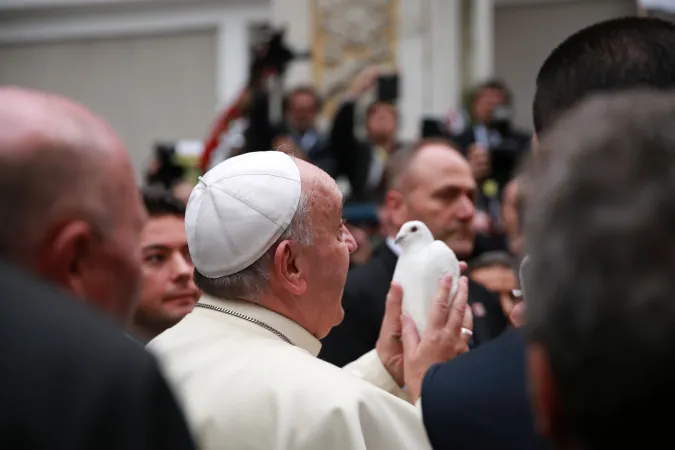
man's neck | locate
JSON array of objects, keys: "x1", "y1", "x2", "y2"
[
  {"x1": 289, "y1": 126, "x2": 314, "y2": 136},
  {"x1": 257, "y1": 293, "x2": 321, "y2": 339},
  {"x1": 130, "y1": 323, "x2": 161, "y2": 344},
  {"x1": 372, "y1": 136, "x2": 396, "y2": 151}
]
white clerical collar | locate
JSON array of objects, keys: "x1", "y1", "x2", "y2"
[
  {"x1": 198, "y1": 295, "x2": 322, "y2": 357},
  {"x1": 386, "y1": 236, "x2": 401, "y2": 257}
]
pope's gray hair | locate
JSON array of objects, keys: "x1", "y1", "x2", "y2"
[{"x1": 194, "y1": 191, "x2": 314, "y2": 301}]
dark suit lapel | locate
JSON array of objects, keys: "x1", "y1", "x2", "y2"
[
  {"x1": 374, "y1": 242, "x2": 398, "y2": 276},
  {"x1": 369, "y1": 243, "x2": 398, "y2": 321},
  {"x1": 467, "y1": 280, "x2": 496, "y2": 346}
]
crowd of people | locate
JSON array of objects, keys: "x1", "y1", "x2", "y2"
[{"x1": 3, "y1": 13, "x2": 675, "y2": 450}]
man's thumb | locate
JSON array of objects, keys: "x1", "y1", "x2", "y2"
[{"x1": 400, "y1": 314, "x2": 420, "y2": 355}]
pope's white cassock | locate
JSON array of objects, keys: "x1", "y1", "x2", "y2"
[
  {"x1": 149, "y1": 296, "x2": 432, "y2": 449},
  {"x1": 148, "y1": 152, "x2": 434, "y2": 449}
]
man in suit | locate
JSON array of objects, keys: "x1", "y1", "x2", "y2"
[
  {"x1": 452, "y1": 80, "x2": 530, "y2": 154},
  {"x1": 319, "y1": 138, "x2": 508, "y2": 367},
  {"x1": 330, "y1": 66, "x2": 402, "y2": 203},
  {"x1": 0, "y1": 86, "x2": 147, "y2": 326},
  {"x1": 0, "y1": 261, "x2": 195, "y2": 449},
  {"x1": 420, "y1": 16, "x2": 675, "y2": 450}
]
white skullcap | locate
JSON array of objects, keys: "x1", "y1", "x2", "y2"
[{"x1": 185, "y1": 151, "x2": 302, "y2": 278}]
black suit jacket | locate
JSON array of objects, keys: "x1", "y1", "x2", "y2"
[
  {"x1": 245, "y1": 90, "x2": 337, "y2": 178},
  {"x1": 451, "y1": 125, "x2": 531, "y2": 153},
  {"x1": 421, "y1": 329, "x2": 551, "y2": 450},
  {"x1": 0, "y1": 262, "x2": 196, "y2": 450},
  {"x1": 319, "y1": 243, "x2": 508, "y2": 367}
]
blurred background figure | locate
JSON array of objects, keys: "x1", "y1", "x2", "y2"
[
  {"x1": 331, "y1": 66, "x2": 402, "y2": 203},
  {"x1": 468, "y1": 251, "x2": 521, "y2": 321},
  {"x1": 281, "y1": 86, "x2": 333, "y2": 169},
  {"x1": 173, "y1": 180, "x2": 196, "y2": 204},
  {"x1": 132, "y1": 187, "x2": 200, "y2": 343},
  {"x1": 453, "y1": 81, "x2": 530, "y2": 154}
]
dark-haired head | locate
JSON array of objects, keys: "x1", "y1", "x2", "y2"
[
  {"x1": 533, "y1": 16, "x2": 675, "y2": 134},
  {"x1": 141, "y1": 186, "x2": 186, "y2": 218}
]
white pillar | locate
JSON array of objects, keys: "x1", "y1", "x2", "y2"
[
  {"x1": 426, "y1": 0, "x2": 462, "y2": 115},
  {"x1": 270, "y1": 0, "x2": 312, "y2": 87},
  {"x1": 216, "y1": 21, "x2": 249, "y2": 110},
  {"x1": 469, "y1": 0, "x2": 494, "y2": 84},
  {"x1": 397, "y1": 0, "x2": 427, "y2": 140}
]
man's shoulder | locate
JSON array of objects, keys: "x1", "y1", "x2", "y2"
[
  {"x1": 422, "y1": 329, "x2": 548, "y2": 449},
  {"x1": 425, "y1": 328, "x2": 524, "y2": 388},
  {"x1": 0, "y1": 262, "x2": 153, "y2": 374},
  {"x1": 0, "y1": 263, "x2": 191, "y2": 449},
  {"x1": 173, "y1": 344, "x2": 424, "y2": 449},
  {"x1": 171, "y1": 340, "x2": 396, "y2": 412}
]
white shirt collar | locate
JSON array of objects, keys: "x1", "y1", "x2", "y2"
[
  {"x1": 198, "y1": 295, "x2": 322, "y2": 357},
  {"x1": 385, "y1": 236, "x2": 401, "y2": 257}
]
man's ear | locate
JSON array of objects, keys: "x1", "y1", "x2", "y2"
[
  {"x1": 384, "y1": 190, "x2": 407, "y2": 232},
  {"x1": 531, "y1": 134, "x2": 539, "y2": 155},
  {"x1": 273, "y1": 240, "x2": 307, "y2": 296},
  {"x1": 36, "y1": 221, "x2": 95, "y2": 298},
  {"x1": 527, "y1": 342, "x2": 568, "y2": 442}
]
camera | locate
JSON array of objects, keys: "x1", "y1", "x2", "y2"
[{"x1": 249, "y1": 26, "x2": 311, "y2": 83}]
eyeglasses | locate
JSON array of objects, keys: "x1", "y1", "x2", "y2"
[{"x1": 510, "y1": 289, "x2": 523, "y2": 302}]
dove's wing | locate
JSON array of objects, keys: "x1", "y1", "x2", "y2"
[
  {"x1": 394, "y1": 250, "x2": 432, "y2": 336},
  {"x1": 426, "y1": 240, "x2": 461, "y2": 302},
  {"x1": 394, "y1": 241, "x2": 461, "y2": 335}
]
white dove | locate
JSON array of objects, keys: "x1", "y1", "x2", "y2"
[{"x1": 392, "y1": 220, "x2": 461, "y2": 335}]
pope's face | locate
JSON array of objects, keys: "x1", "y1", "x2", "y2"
[{"x1": 302, "y1": 176, "x2": 356, "y2": 338}]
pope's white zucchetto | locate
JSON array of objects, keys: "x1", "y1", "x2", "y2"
[{"x1": 185, "y1": 151, "x2": 302, "y2": 278}]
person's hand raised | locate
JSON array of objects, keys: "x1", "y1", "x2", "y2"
[
  {"x1": 467, "y1": 143, "x2": 491, "y2": 181},
  {"x1": 401, "y1": 274, "x2": 472, "y2": 402},
  {"x1": 347, "y1": 66, "x2": 380, "y2": 97},
  {"x1": 376, "y1": 263, "x2": 468, "y2": 389}
]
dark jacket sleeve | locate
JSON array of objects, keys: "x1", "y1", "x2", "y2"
[
  {"x1": 468, "y1": 279, "x2": 509, "y2": 344},
  {"x1": 330, "y1": 100, "x2": 372, "y2": 196},
  {"x1": 245, "y1": 90, "x2": 282, "y2": 154},
  {"x1": 421, "y1": 329, "x2": 550, "y2": 450},
  {"x1": 0, "y1": 258, "x2": 196, "y2": 450},
  {"x1": 96, "y1": 353, "x2": 196, "y2": 450}
]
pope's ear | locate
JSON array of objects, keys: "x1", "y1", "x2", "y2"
[{"x1": 273, "y1": 240, "x2": 307, "y2": 295}]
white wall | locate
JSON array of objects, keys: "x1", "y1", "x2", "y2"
[
  {"x1": 0, "y1": 0, "x2": 269, "y2": 108},
  {"x1": 0, "y1": 30, "x2": 218, "y2": 173},
  {"x1": 0, "y1": 0, "x2": 269, "y2": 173}
]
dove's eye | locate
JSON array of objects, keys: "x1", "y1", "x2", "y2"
[{"x1": 411, "y1": 226, "x2": 418, "y2": 232}]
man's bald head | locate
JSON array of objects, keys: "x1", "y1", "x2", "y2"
[
  {"x1": 0, "y1": 87, "x2": 145, "y2": 324},
  {"x1": 0, "y1": 87, "x2": 132, "y2": 255},
  {"x1": 384, "y1": 139, "x2": 476, "y2": 257},
  {"x1": 386, "y1": 138, "x2": 469, "y2": 194}
]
